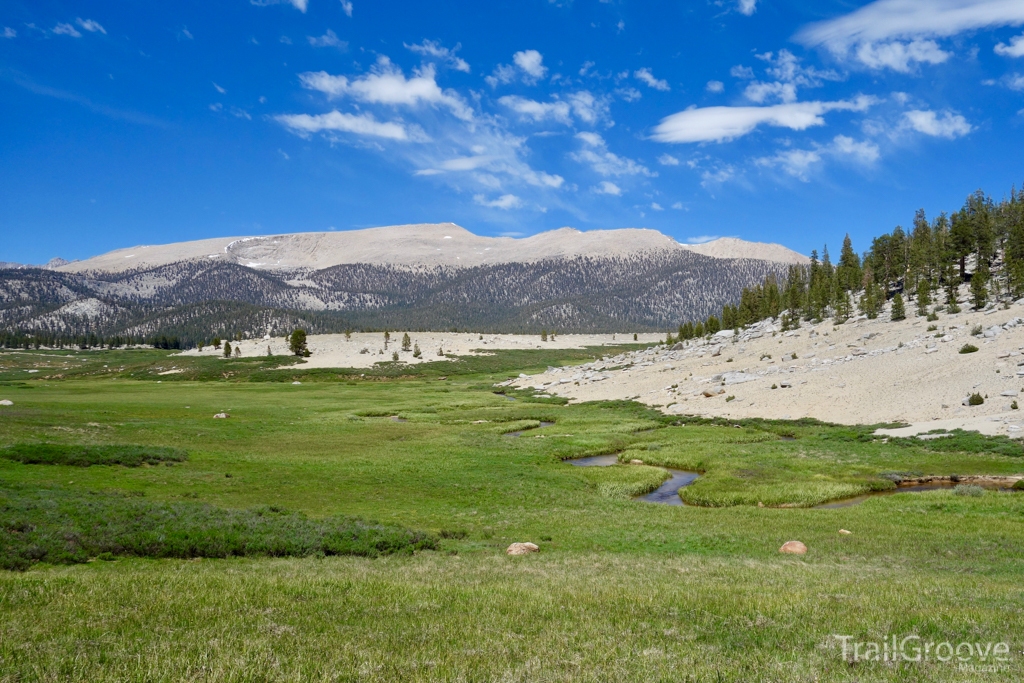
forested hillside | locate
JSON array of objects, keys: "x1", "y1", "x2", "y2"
[
  {"x1": 677, "y1": 185, "x2": 1024, "y2": 340},
  {"x1": 0, "y1": 251, "x2": 786, "y2": 348}
]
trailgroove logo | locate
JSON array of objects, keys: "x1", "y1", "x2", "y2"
[{"x1": 834, "y1": 635, "x2": 1012, "y2": 669}]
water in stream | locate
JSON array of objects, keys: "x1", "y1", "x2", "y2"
[{"x1": 565, "y1": 455, "x2": 700, "y2": 505}]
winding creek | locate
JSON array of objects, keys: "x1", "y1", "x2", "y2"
[{"x1": 565, "y1": 456, "x2": 1018, "y2": 507}]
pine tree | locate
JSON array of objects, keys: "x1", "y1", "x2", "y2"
[
  {"x1": 541, "y1": 330, "x2": 548, "y2": 341},
  {"x1": 223, "y1": 341, "x2": 232, "y2": 358},
  {"x1": 836, "y1": 234, "x2": 862, "y2": 291},
  {"x1": 890, "y1": 293, "x2": 906, "y2": 322},
  {"x1": 401, "y1": 332, "x2": 411, "y2": 352},
  {"x1": 916, "y1": 279, "x2": 931, "y2": 316},
  {"x1": 289, "y1": 329, "x2": 309, "y2": 356},
  {"x1": 972, "y1": 260, "x2": 990, "y2": 309}
]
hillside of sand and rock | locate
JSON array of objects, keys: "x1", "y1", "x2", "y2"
[{"x1": 509, "y1": 290, "x2": 1024, "y2": 438}]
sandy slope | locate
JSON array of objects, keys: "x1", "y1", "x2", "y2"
[
  {"x1": 58, "y1": 224, "x2": 808, "y2": 273},
  {"x1": 179, "y1": 332, "x2": 666, "y2": 370},
  {"x1": 509, "y1": 298, "x2": 1024, "y2": 437}
]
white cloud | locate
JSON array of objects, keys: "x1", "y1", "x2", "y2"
[
  {"x1": 796, "y1": 0, "x2": 1024, "y2": 71},
  {"x1": 651, "y1": 97, "x2": 876, "y2": 143},
  {"x1": 902, "y1": 109, "x2": 973, "y2": 138},
  {"x1": 579, "y1": 61, "x2": 595, "y2": 76},
  {"x1": 686, "y1": 235, "x2": 720, "y2": 244},
  {"x1": 671, "y1": 202, "x2": 684, "y2": 210},
  {"x1": 213, "y1": 82, "x2": 227, "y2": 94},
  {"x1": 700, "y1": 167, "x2": 736, "y2": 187},
  {"x1": 568, "y1": 91, "x2": 609, "y2": 124},
  {"x1": 275, "y1": 110, "x2": 413, "y2": 140},
  {"x1": 514, "y1": 49, "x2": 547, "y2": 80},
  {"x1": 616, "y1": 87, "x2": 642, "y2": 102},
  {"x1": 657, "y1": 154, "x2": 680, "y2": 166},
  {"x1": 307, "y1": 29, "x2": 347, "y2": 49},
  {"x1": 743, "y1": 50, "x2": 842, "y2": 103},
  {"x1": 737, "y1": 0, "x2": 757, "y2": 16},
  {"x1": 730, "y1": 65, "x2": 755, "y2": 79},
  {"x1": 180, "y1": 27, "x2": 194, "y2": 40},
  {"x1": 854, "y1": 39, "x2": 950, "y2": 72},
  {"x1": 651, "y1": 202, "x2": 664, "y2": 211},
  {"x1": 995, "y1": 33, "x2": 1024, "y2": 57},
  {"x1": 499, "y1": 96, "x2": 571, "y2": 123},
  {"x1": 756, "y1": 149, "x2": 823, "y2": 181},
  {"x1": 571, "y1": 132, "x2": 655, "y2": 177},
  {"x1": 405, "y1": 40, "x2": 470, "y2": 72},
  {"x1": 474, "y1": 193, "x2": 523, "y2": 210},
  {"x1": 299, "y1": 58, "x2": 472, "y2": 120},
  {"x1": 2, "y1": 27, "x2": 15, "y2": 38},
  {"x1": 831, "y1": 134, "x2": 880, "y2": 163},
  {"x1": 76, "y1": 18, "x2": 105, "y2": 34},
  {"x1": 340, "y1": 0, "x2": 353, "y2": 17},
  {"x1": 1006, "y1": 73, "x2": 1024, "y2": 90},
  {"x1": 634, "y1": 67, "x2": 670, "y2": 91},
  {"x1": 53, "y1": 23, "x2": 82, "y2": 38},
  {"x1": 251, "y1": 0, "x2": 308, "y2": 12},
  {"x1": 594, "y1": 181, "x2": 622, "y2": 195},
  {"x1": 706, "y1": 80, "x2": 725, "y2": 93}
]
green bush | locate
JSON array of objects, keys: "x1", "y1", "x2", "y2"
[
  {"x1": 968, "y1": 393, "x2": 984, "y2": 406},
  {"x1": 1013, "y1": 479, "x2": 1024, "y2": 491},
  {"x1": 960, "y1": 344, "x2": 979, "y2": 354},
  {"x1": 953, "y1": 484, "x2": 985, "y2": 497},
  {"x1": 0, "y1": 484, "x2": 435, "y2": 571},
  {"x1": 1, "y1": 443, "x2": 187, "y2": 467}
]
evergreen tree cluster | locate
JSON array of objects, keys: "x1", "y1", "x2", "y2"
[{"x1": 675, "y1": 184, "x2": 1024, "y2": 339}]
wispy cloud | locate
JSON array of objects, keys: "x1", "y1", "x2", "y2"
[
  {"x1": 405, "y1": 40, "x2": 470, "y2": 72},
  {"x1": 634, "y1": 67, "x2": 670, "y2": 91},
  {"x1": 737, "y1": 0, "x2": 757, "y2": 16},
  {"x1": 340, "y1": 0, "x2": 353, "y2": 17},
  {"x1": 251, "y1": 0, "x2": 308, "y2": 12},
  {"x1": 651, "y1": 97, "x2": 876, "y2": 143},
  {"x1": 795, "y1": 0, "x2": 1024, "y2": 71},
  {"x1": 76, "y1": 18, "x2": 106, "y2": 34},
  {"x1": 995, "y1": 33, "x2": 1024, "y2": 57},
  {"x1": 487, "y1": 50, "x2": 547, "y2": 87},
  {"x1": 902, "y1": 109, "x2": 973, "y2": 138},
  {"x1": 706, "y1": 80, "x2": 725, "y2": 93},
  {"x1": 275, "y1": 110, "x2": 415, "y2": 140},
  {"x1": 657, "y1": 154, "x2": 680, "y2": 166},
  {"x1": 686, "y1": 235, "x2": 720, "y2": 244},
  {"x1": 299, "y1": 58, "x2": 472, "y2": 120},
  {"x1": 52, "y1": 23, "x2": 82, "y2": 38},
  {"x1": 593, "y1": 181, "x2": 622, "y2": 195},
  {"x1": 474, "y1": 193, "x2": 523, "y2": 209},
  {"x1": 307, "y1": 29, "x2": 347, "y2": 49},
  {"x1": 2, "y1": 27, "x2": 15, "y2": 39},
  {"x1": 571, "y1": 132, "x2": 655, "y2": 177}
]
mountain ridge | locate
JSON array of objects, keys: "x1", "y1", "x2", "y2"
[{"x1": 53, "y1": 223, "x2": 808, "y2": 274}]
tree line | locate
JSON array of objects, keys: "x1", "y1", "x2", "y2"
[{"x1": 675, "y1": 184, "x2": 1024, "y2": 341}]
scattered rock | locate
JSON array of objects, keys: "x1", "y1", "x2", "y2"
[
  {"x1": 506, "y1": 542, "x2": 539, "y2": 556},
  {"x1": 940, "y1": 335, "x2": 954, "y2": 342},
  {"x1": 1002, "y1": 391, "x2": 1019, "y2": 397},
  {"x1": 292, "y1": 381, "x2": 301, "y2": 385},
  {"x1": 0, "y1": 400, "x2": 12, "y2": 406},
  {"x1": 779, "y1": 381, "x2": 792, "y2": 388},
  {"x1": 838, "y1": 529, "x2": 852, "y2": 535},
  {"x1": 779, "y1": 540, "x2": 807, "y2": 555},
  {"x1": 213, "y1": 413, "x2": 230, "y2": 419},
  {"x1": 629, "y1": 459, "x2": 644, "y2": 465}
]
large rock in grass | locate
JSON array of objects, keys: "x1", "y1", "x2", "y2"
[
  {"x1": 213, "y1": 412, "x2": 230, "y2": 419},
  {"x1": 0, "y1": 400, "x2": 12, "y2": 406},
  {"x1": 506, "y1": 542, "x2": 539, "y2": 556},
  {"x1": 779, "y1": 540, "x2": 807, "y2": 555}
]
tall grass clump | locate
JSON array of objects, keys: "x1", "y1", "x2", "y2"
[
  {"x1": 0, "y1": 484, "x2": 435, "y2": 571},
  {"x1": 1, "y1": 443, "x2": 188, "y2": 467}
]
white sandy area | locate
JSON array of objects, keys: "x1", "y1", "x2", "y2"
[
  {"x1": 179, "y1": 332, "x2": 665, "y2": 370},
  {"x1": 508, "y1": 296, "x2": 1024, "y2": 438}
]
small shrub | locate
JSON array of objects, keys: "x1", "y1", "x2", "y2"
[
  {"x1": 927, "y1": 312, "x2": 939, "y2": 322},
  {"x1": 960, "y1": 344, "x2": 979, "y2": 354},
  {"x1": 953, "y1": 484, "x2": 985, "y2": 497},
  {"x1": 392, "y1": 351, "x2": 399, "y2": 361},
  {"x1": 1012, "y1": 400, "x2": 1019, "y2": 410},
  {"x1": 771, "y1": 384, "x2": 778, "y2": 390},
  {"x1": 725, "y1": 395, "x2": 735, "y2": 402},
  {"x1": 968, "y1": 393, "x2": 984, "y2": 406},
  {"x1": 971, "y1": 324, "x2": 983, "y2": 336},
  {"x1": 927, "y1": 324, "x2": 937, "y2": 332},
  {"x1": 1013, "y1": 479, "x2": 1024, "y2": 490}
]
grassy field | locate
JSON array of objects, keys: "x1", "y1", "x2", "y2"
[{"x1": 1, "y1": 346, "x2": 1024, "y2": 680}]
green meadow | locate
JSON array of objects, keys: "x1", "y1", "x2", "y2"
[{"x1": 1, "y1": 346, "x2": 1023, "y2": 681}]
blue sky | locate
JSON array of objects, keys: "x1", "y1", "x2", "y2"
[{"x1": 2, "y1": 0, "x2": 1024, "y2": 264}]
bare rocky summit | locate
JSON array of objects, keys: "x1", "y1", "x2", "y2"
[{"x1": 57, "y1": 224, "x2": 807, "y2": 274}]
